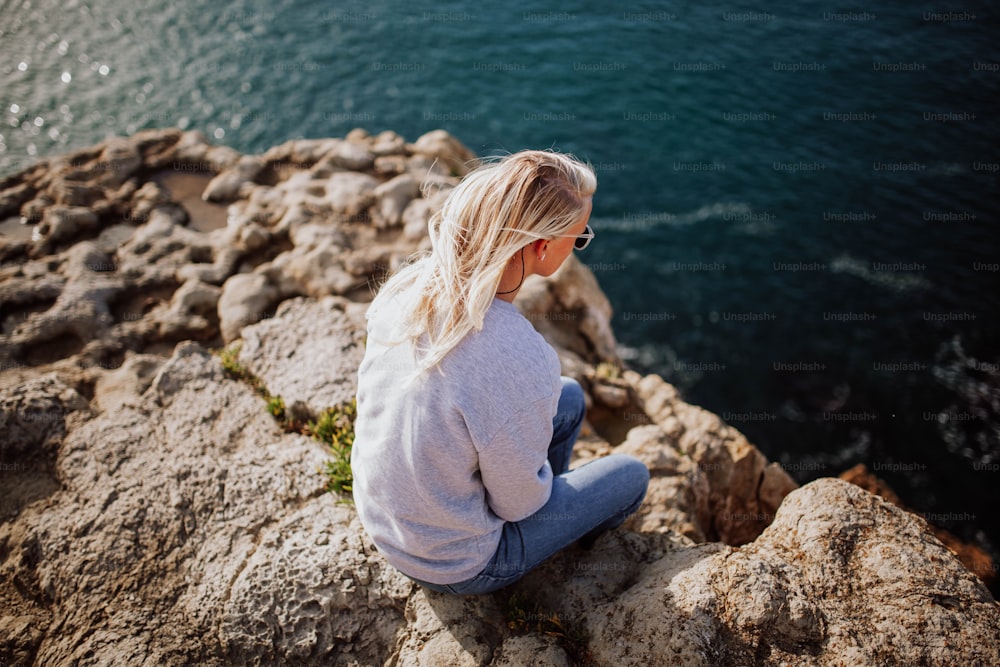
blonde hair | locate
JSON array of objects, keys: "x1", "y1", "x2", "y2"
[{"x1": 369, "y1": 149, "x2": 596, "y2": 375}]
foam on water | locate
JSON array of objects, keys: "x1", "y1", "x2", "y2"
[{"x1": 829, "y1": 254, "x2": 932, "y2": 292}]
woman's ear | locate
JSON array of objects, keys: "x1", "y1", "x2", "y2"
[{"x1": 533, "y1": 239, "x2": 548, "y2": 261}]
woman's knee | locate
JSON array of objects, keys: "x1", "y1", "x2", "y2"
[{"x1": 612, "y1": 454, "x2": 650, "y2": 494}]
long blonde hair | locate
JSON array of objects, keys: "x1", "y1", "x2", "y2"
[{"x1": 369, "y1": 149, "x2": 597, "y2": 375}]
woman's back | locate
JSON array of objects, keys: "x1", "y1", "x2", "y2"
[{"x1": 352, "y1": 295, "x2": 561, "y2": 584}]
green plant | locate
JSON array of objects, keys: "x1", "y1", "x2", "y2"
[
  {"x1": 594, "y1": 361, "x2": 622, "y2": 380},
  {"x1": 216, "y1": 343, "x2": 357, "y2": 498},
  {"x1": 267, "y1": 395, "x2": 286, "y2": 420},
  {"x1": 307, "y1": 398, "x2": 357, "y2": 499},
  {"x1": 217, "y1": 341, "x2": 267, "y2": 396},
  {"x1": 217, "y1": 342, "x2": 302, "y2": 430}
]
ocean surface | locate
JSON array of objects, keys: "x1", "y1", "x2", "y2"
[{"x1": 2, "y1": 0, "x2": 998, "y2": 568}]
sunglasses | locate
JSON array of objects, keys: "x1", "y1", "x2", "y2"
[{"x1": 574, "y1": 225, "x2": 595, "y2": 251}]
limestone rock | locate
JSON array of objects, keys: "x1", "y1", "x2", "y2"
[
  {"x1": 130, "y1": 180, "x2": 175, "y2": 221},
  {"x1": 95, "y1": 138, "x2": 143, "y2": 188},
  {"x1": 36, "y1": 206, "x2": 99, "y2": 246},
  {"x1": 390, "y1": 590, "x2": 507, "y2": 666},
  {"x1": 632, "y1": 370, "x2": 798, "y2": 545},
  {"x1": 584, "y1": 479, "x2": 1000, "y2": 666},
  {"x1": 267, "y1": 243, "x2": 358, "y2": 298},
  {"x1": 517, "y1": 254, "x2": 620, "y2": 366},
  {"x1": 328, "y1": 140, "x2": 376, "y2": 172},
  {"x1": 491, "y1": 636, "x2": 572, "y2": 667},
  {"x1": 591, "y1": 379, "x2": 629, "y2": 408},
  {"x1": 218, "y1": 504, "x2": 413, "y2": 665},
  {"x1": 616, "y1": 424, "x2": 711, "y2": 541},
  {"x1": 1, "y1": 342, "x2": 338, "y2": 665},
  {"x1": 202, "y1": 155, "x2": 264, "y2": 203},
  {"x1": 840, "y1": 462, "x2": 996, "y2": 586},
  {"x1": 0, "y1": 374, "x2": 89, "y2": 462},
  {"x1": 370, "y1": 130, "x2": 408, "y2": 157},
  {"x1": 92, "y1": 352, "x2": 165, "y2": 413},
  {"x1": 371, "y1": 173, "x2": 419, "y2": 229},
  {"x1": 374, "y1": 154, "x2": 408, "y2": 176},
  {"x1": 237, "y1": 296, "x2": 367, "y2": 420},
  {"x1": 402, "y1": 196, "x2": 435, "y2": 240},
  {"x1": 323, "y1": 171, "x2": 378, "y2": 219},
  {"x1": 217, "y1": 272, "x2": 279, "y2": 343},
  {"x1": 157, "y1": 279, "x2": 222, "y2": 340},
  {"x1": 410, "y1": 129, "x2": 478, "y2": 177}
]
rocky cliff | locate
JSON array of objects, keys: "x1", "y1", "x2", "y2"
[{"x1": 1, "y1": 129, "x2": 998, "y2": 666}]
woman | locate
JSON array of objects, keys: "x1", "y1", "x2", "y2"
[{"x1": 351, "y1": 149, "x2": 649, "y2": 595}]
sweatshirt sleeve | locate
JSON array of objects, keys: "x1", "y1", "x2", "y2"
[{"x1": 477, "y1": 396, "x2": 555, "y2": 522}]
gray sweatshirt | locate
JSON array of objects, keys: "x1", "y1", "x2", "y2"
[{"x1": 351, "y1": 297, "x2": 561, "y2": 585}]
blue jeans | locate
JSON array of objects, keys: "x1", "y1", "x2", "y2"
[{"x1": 410, "y1": 377, "x2": 650, "y2": 595}]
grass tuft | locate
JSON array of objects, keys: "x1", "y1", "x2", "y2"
[
  {"x1": 218, "y1": 341, "x2": 270, "y2": 396},
  {"x1": 594, "y1": 361, "x2": 622, "y2": 380},
  {"x1": 216, "y1": 342, "x2": 357, "y2": 498},
  {"x1": 267, "y1": 395, "x2": 286, "y2": 420},
  {"x1": 307, "y1": 398, "x2": 357, "y2": 499}
]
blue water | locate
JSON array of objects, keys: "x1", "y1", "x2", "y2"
[{"x1": 2, "y1": 0, "x2": 999, "y2": 567}]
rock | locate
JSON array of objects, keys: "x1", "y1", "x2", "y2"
[
  {"x1": 52, "y1": 178, "x2": 102, "y2": 208},
  {"x1": 204, "y1": 144, "x2": 243, "y2": 172},
  {"x1": 616, "y1": 424, "x2": 711, "y2": 541},
  {"x1": 64, "y1": 240, "x2": 114, "y2": 275},
  {"x1": 840, "y1": 463, "x2": 996, "y2": 587},
  {"x1": 344, "y1": 127, "x2": 369, "y2": 143},
  {"x1": 0, "y1": 374, "x2": 89, "y2": 526},
  {"x1": 370, "y1": 130, "x2": 408, "y2": 157},
  {"x1": 0, "y1": 374, "x2": 89, "y2": 463},
  {"x1": 1, "y1": 342, "x2": 338, "y2": 665},
  {"x1": 583, "y1": 478, "x2": 1000, "y2": 666},
  {"x1": 237, "y1": 297, "x2": 367, "y2": 420},
  {"x1": 202, "y1": 155, "x2": 264, "y2": 203},
  {"x1": 95, "y1": 138, "x2": 143, "y2": 187},
  {"x1": 92, "y1": 352, "x2": 165, "y2": 413},
  {"x1": 0, "y1": 181, "x2": 35, "y2": 220},
  {"x1": 632, "y1": 370, "x2": 798, "y2": 545},
  {"x1": 405, "y1": 153, "x2": 457, "y2": 187},
  {"x1": 217, "y1": 272, "x2": 280, "y2": 343},
  {"x1": 402, "y1": 197, "x2": 435, "y2": 240},
  {"x1": 157, "y1": 279, "x2": 222, "y2": 339},
  {"x1": 374, "y1": 154, "x2": 408, "y2": 176},
  {"x1": 332, "y1": 140, "x2": 376, "y2": 172},
  {"x1": 130, "y1": 180, "x2": 175, "y2": 221},
  {"x1": 268, "y1": 244, "x2": 358, "y2": 298},
  {"x1": 516, "y1": 255, "x2": 619, "y2": 368},
  {"x1": 391, "y1": 590, "x2": 507, "y2": 666},
  {"x1": 491, "y1": 636, "x2": 572, "y2": 667},
  {"x1": 288, "y1": 222, "x2": 349, "y2": 250},
  {"x1": 371, "y1": 173, "x2": 419, "y2": 229},
  {"x1": 591, "y1": 380, "x2": 629, "y2": 408},
  {"x1": 0, "y1": 614, "x2": 45, "y2": 666},
  {"x1": 409, "y1": 129, "x2": 478, "y2": 177},
  {"x1": 323, "y1": 172, "x2": 378, "y2": 219},
  {"x1": 218, "y1": 504, "x2": 413, "y2": 665},
  {"x1": 36, "y1": 206, "x2": 99, "y2": 246},
  {"x1": 237, "y1": 221, "x2": 269, "y2": 251}
]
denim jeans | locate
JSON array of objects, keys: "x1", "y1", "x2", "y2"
[{"x1": 410, "y1": 376, "x2": 650, "y2": 595}]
